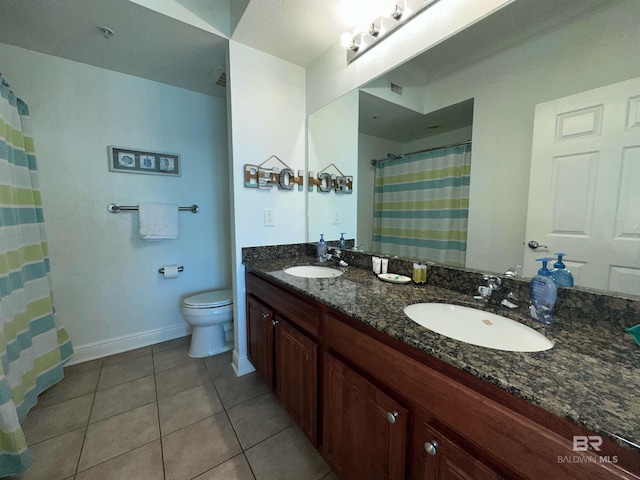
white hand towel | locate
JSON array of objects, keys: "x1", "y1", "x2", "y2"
[{"x1": 138, "y1": 203, "x2": 179, "y2": 240}]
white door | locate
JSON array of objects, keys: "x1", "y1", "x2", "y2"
[{"x1": 523, "y1": 76, "x2": 640, "y2": 296}]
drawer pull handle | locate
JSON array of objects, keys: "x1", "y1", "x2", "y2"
[
  {"x1": 272, "y1": 319, "x2": 279, "y2": 326},
  {"x1": 386, "y1": 411, "x2": 399, "y2": 424},
  {"x1": 424, "y1": 440, "x2": 438, "y2": 456},
  {"x1": 262, "y1": 313, "x2": 269, "y2": 319}
]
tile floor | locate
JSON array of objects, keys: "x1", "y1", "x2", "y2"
[{"x1": 11, "y1": 336, "x2": 338, "y2": 480}]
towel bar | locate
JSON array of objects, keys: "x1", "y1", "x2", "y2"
[{"x1": 108, "y1": 203, "x2": 199, "y2": 213}]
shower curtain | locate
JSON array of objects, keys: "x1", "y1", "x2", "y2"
[
  {"x1": 0, "y1": 78, "x2": 73, "y2": 476},
  {"x1": 372, "y1": 143, "x2": 471, "y2": 267}
]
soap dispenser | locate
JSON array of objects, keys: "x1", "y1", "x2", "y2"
[
  {"x1": 316, "y1": 234, "x2": 328, "y2": 260},
  {"x1": 550, "y1": 252, "x2": 574, "y2": 287},
  {"x1": 338, "y1": 233, "x2": 346, "y2": 250},
  {"x1": 529, "y1": 257, "x2": 558, "y2": 325}
]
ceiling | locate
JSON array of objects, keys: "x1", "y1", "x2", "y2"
[
  {"x1": 0, "y1": 0, "x2": 618, "y2": 101},
  {"x1": 0, "y1": 0, "x2": 351, "y2": 97}
]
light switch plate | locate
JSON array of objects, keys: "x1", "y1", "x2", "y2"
[
  {"x1": 332, "y1": 209, "x2": 340, "y2": 225},
  {"x1": 264, "y1": 209, "x2": 275, "y2": 226}
]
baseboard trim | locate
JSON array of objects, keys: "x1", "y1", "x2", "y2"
[
  {"x1": 65, "y1": 323, "x2": 192, "y2": 366},
  {"x1": 232, "y1": 350, "x2": 256, "y2": 377}
]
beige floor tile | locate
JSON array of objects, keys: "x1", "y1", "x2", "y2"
[
  {"x1": 63, "y1": 358, "x2": 103, "y2": 376},
  {"x1": 75, "y1": 440, "x2": 163, "y2": 480},
  {"x1": 162, "y1": 412, "x2": 242, "y2": 480},
  {"x1": 90, "y1": 375, "x2": 156, "y2": 423},
  {"x1": 245, "y1": 426, "x2": 330, "y2": 480},
  {"x1": 97, "y1": 355, "x2": 153, "y2": 390},
  {"x1": 193, "y1": 453, "x2": 255, "y2": 480},
  {"x1": 34, "y1": 369, "x2": 99, "y2": 409},
  {"x1": 227, "y1": 392, "x2": 293, "y2": 449},
  {"x1": 22, "y1": 394, "x2": 93, "y2": 445},
  {"x1": 155, "y1": 360, "x2": 210, "y2": 399},
  {"x1": 214, "y1": 371, "x2": 270, "y2": 409},
  {"x1": 18, "y1": 427, "x2": 85, "y2": 480},
  {"x1": 204, "y1": 351, "x2": 235, "y2": 380},
  {"x1": 153, "y1": 344, "x2": 199, "y2": 373},
  {"x1": 101, "y1": 346, "x2": 152, "y2": 367},
  {"x1": 158, "y1": 382, "x2": 224, "y2": 435},
  {"x1": 78, "y1": 403, "x2": 159, "y2": 471},
  {"x1": 152, "y1": 335, "x2": 191, "y2": 353}
]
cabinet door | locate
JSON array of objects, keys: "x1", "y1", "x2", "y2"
[
  {"x1": 415, "y1": 412, "x2": 504, "y2": 480},
  {"x1": 323, "y1": 353, "x2": 407, "y2": 480},
  {"x1": 246, "y1": 294, "x2": 274, "y2": 389},
  {"x1": 275, "y1": 317, "x2": 318, "y2": 445}
]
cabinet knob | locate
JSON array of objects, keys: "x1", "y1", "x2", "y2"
[
  {"x1": 272, "y1": 319, "x2": 279, "y2": 326},
  {"x1": 262, "y1": 313, "x2": 269, "y2": 319},
  {"x1": 386, "y1": 411, "x2": 399, "y2": 424},
  {"x1": 424, "y1": 440, "x2": 438, "y2": 456}
]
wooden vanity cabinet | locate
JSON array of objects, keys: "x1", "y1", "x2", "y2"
[
  {"x1": 245, "y1": 272, "x2": 319, "y2": 445},
  {"x1": 414, "y1": 410, "x2": 505, "y2": 480},
  {"x1": 246, "y1": 269, "x2": 639, "y2": 479},
  {"x1": 323, "y1": 309, "x2": 639, "y2": 480},
  {"x1": 246, "y1": 294, "x2": 274, "y2": 389},
  {"x1": 274, "y1": 316, "x2": 318, "y2": 443},
  {"x1": 322, "y1": 352, "x2": 408, "y2": 480}
]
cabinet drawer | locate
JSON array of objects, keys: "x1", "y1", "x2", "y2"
[
  {"x1": 246, "y1": 272, "x2": 319, "y2": 336},
  {"x1": 325, "y1": 312, "x2": 637, "y2": 480}
]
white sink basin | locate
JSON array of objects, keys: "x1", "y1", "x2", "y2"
[
  {"x1": 283, "y1": 265, "x2": 344, "y2": 278},
  {"x1": 403, "y1": 303, "x2": 553, "y2": 352}
]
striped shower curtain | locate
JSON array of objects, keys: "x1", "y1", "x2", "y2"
[
  {"x1": 0, "y1": 78, "x2": 73, "y2": 476},
  {"x1": 372, "y1": 144, "x2": 471, "y2": 267}
]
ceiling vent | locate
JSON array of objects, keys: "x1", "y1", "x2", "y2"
[
  {"x1": 389, "y1": 81, "x2": 403, "y2": 96},
  {"x1": 210, "y1": 67, "x2": 226, "y2": 88}
]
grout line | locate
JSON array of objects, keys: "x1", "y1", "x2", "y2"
[
  {"x1": 150, "y1": 346, "x2": 168, "y2": 480},
  {"x1": 73, "y1": 359, "x2": 102, "y2": 477}
]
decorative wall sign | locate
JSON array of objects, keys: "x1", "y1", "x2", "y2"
[
  {"x1": 244, "y1": 156, "x2": 353, "y2": 194},
  {"x1": 244, "y1": 155, "x2": 304, "y2": 190},
  {"x1": 308, "y1": 163, "x2": 353, "y2": 194},
  {"x1": 108, "y1": 146, "x2": 180, "y2": 176}
]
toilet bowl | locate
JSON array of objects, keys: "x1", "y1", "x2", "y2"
[{"x1": 181, "y1": 289, "x2": 233, "y2": 358}]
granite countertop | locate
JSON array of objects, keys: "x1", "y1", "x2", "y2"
[{"x1": 243, "y1": 255, "x2": 640, "y2": 451}]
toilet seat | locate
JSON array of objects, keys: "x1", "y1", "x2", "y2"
[{"x1": 183, "y1": 290, "x2": 232, "y2": 309}]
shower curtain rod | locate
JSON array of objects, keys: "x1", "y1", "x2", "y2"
[{"x1": 370, "y1": 140, "x2": 471, "y2": 166}]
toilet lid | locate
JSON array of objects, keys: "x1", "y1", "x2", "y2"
[{"x1": 183, "y1": 290, "x2": 233, "y2": 308}]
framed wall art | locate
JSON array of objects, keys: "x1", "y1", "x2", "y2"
[{"x1": 107, "y1": 146, "x2": 180, "y2": 176}]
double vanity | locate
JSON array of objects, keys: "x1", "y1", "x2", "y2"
[{"x1": 243, "y1": 245, "x2": 640, "y2": 479}]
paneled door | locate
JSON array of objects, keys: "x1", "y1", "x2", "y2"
[{"x1": 523, "y1": 76, "x2": 640, "y2": 295}]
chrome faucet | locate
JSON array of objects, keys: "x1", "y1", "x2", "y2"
[
  {"x1": 476, "y1": 275, "x2": 502, "y2": 302},
  {"x1": 475, "y1": 275, "x2": 519, "y2": 308},
  {"x1": 324, "y1": 248, "x2": 348, "y2": 267}
]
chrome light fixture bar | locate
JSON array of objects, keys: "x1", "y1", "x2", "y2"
[{"x1": 346, "y1": 0, "x2": 440, "y2": 64}]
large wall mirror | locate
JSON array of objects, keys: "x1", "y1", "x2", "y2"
[{"x1": 307, "y1": 0, "x2": 640, "y2": 298}]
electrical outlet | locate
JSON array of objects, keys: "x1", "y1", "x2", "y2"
[
  {"x1": 264, "y1": 209, "x2": 275, "y2": 226},
  {"x1": 332, "y1": 209, "x2": 340, "y2": 225}
]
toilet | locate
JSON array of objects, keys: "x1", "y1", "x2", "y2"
[{"x1": 181, "y1": 289, "x2": 234, "y2": 358}]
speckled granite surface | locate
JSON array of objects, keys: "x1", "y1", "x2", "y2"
[{"x1": 242, "y1": 251, "x2": 640, "y2": 452}]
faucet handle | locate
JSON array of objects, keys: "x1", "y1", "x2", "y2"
[{"x1": 482, "y1": 275, "x2": 502, "y2": 290}]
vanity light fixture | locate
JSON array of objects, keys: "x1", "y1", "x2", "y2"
[
  {"x1": 346, "y1": 0, "x2": 440, "y2": 64},
  {"x1": 390, "y1": 4, "x2": 403, "y2": 20}
]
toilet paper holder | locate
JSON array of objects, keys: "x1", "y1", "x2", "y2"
[{"x1": 158, "y1": 265, "x2": 184, "y2": 274}]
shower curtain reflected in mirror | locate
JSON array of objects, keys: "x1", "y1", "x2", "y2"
[
  {"x1": 372, "y1": 143, "x2": 471, "y2": 267},
  {"x1": 0, "y1": 76, "x2": 73, "y2": 476}
]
